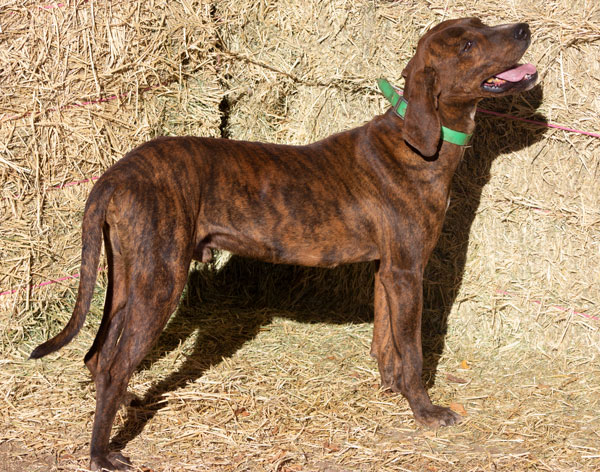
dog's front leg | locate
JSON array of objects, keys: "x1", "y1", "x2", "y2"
[
  {"x1": 371, "y1": 270, "x2": 403, "y2": 392},
  {"x1": 378, "y1": 266, "x2": 461, "y2": 428}
]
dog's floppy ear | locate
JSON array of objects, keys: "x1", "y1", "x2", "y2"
[{"x1": 401, "y1": 61, "x2": 441, "y2": 158}]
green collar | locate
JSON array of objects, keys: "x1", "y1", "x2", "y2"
[{"x1": 377, "y1": 78, "x2": 472, "y2": 146}]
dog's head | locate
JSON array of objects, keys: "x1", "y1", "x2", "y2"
[{"x1": 401, "y1": 17, "x2": 538, "y2": 157}]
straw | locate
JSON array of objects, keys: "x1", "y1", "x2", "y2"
[{"x1": 2, "y1": 1, "x2": 599, "y2": 471}]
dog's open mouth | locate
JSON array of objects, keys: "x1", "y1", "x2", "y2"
[{"x1": 482, "y1": 63, "x2": 538, "y2": 92}]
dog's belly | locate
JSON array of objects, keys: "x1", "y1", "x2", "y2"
[
  {"x1": 196, "y1": 201, "x2": 380, "y2": 267},
  {"x1": 200, "y1": 229, "x2": 379, "y2": 268}
]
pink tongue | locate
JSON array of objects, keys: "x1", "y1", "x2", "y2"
[{"x1": 495, "y1": 63, "x2": 536, "y2": 82}]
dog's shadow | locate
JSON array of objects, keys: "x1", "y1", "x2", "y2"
[{"x1": 110, "y1": 85, "x2": 547, "y2": 450}]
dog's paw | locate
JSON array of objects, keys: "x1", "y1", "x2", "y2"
[
  {"x1": 413, "y1": 404, "x2": 463, "y2": 429},
  {"x1": 90, "y1": 451, "x2": 133, "y2": 471}
]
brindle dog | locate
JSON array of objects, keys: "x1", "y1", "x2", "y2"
[{"x1": 32, "y1": 18, "x2": 538, "y2": 471}]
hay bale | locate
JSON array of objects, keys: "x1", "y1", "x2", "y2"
[
  {"x1": 214, "y1": 0, "x2": 413, "y2": 143},
  {"x1": 0, "y1": 1, "x2": 222, "y2": 316}
]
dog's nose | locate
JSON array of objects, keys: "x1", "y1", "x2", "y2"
[{"x1": 513, "y1": 23, "x2": 530, "y2": 41}]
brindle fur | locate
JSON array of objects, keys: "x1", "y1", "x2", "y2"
[{"x1": 31, "y1": 18, "x2": 537, "y2": 471}]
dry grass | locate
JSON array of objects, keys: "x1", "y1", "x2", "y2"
[{"x1": 1, "y1": 0, "x2": 599, "y2": 471}]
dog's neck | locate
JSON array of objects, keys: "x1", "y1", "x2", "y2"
[{"x1": 437, "y1": 97, "x2": 480, "y2": 137}]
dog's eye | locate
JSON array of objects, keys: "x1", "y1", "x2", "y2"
[{"x1": 461, "y1": 40, "x2": 474, "y2": 53}]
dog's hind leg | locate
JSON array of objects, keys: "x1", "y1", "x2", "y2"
[
  {"x1": 87, "y1": 246, "x2": 191, "y2": 471},
  {"x1": 84, "y1": 224, "x2": 127, "y2": 381}
]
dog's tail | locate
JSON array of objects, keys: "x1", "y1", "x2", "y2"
[{"x1": 30, "y1": 179, "x2": 114, "y2": 360}]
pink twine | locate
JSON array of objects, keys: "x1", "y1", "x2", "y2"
[
  {"x1": 51, "y1": 176, "x2": 99, "y2": 190},
  {"x1": 496, "y1": 289, "x2": 599, "y2": 322},
  {"x1": 1, "y1": 84, "x2": 162, "y2": 124},
  {"x1": 0, "y1": 267, "x2": 105, "y2": 297},
  {"x1": 39, "y1": 2, "x2": 66, "y2": 9},
  {"x1": 40, "y1": 1, "x2": 92, "y2": 11},
  {"x1": 0, "y1": 273, "x2": 80, "y2": 297},
  {"x1": 1, "y1": 176, "x2": 99, "y2": 201},
  {"x1": 477, "y1": 108, "x2": 600, "y2": 139}
]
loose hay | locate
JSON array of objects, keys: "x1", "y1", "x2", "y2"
[{"x1": 1, "y1": 0, "x2": 599, "y2": 471}]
